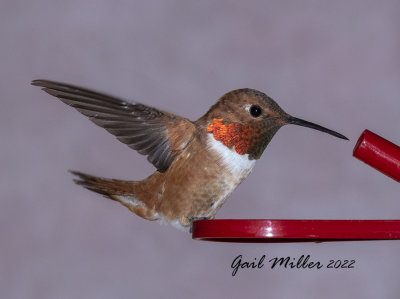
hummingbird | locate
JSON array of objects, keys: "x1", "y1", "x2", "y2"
[{"x1": 32, "y1": 80, "x2": 348, "y2": 231}]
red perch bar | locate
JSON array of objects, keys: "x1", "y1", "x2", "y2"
[
  {"x1": 353, "y1": 129, "x2": 400, "y2": 182},
  {"x1": 192, "y1": 219, "x2": 400, "y2": 242}
]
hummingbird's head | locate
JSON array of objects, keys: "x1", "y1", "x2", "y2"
[{"x1": 202, "y1": 88, "x2": 348, "y2": 160}]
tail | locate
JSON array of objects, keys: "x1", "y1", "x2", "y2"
[
  {"x1": 70, "y1": 170, "x2": 136, "y2": 197},
  {"x1": 70, "y1": 171, "x2": 158, "y2": 220}
]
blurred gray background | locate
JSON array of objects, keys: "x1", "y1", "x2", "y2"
[{"x1": 1, "y1": 0, "x2": 399, "y2": 298}]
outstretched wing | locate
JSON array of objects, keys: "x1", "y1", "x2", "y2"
[{"x1": 32, "y1": 80, "x2": 195, "y2": 172}]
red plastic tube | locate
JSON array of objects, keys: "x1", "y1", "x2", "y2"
[{"x1": 353, "y1": 129, "x2": 400, "y2": 182}]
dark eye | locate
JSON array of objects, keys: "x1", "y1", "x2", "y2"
[{"x1": 249, "y1": 105, "x2": 262, "y2": 117}]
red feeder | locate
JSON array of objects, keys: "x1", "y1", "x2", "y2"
[
  {"x1": 192, "y1": 219, "x2": 400, "y2": 242},
  {"x1": 353, "y1": 129, "x2": 400, "y2": 182},
  {"x1": 192, "y1": 130, "x2": 400, "y2": 242}
]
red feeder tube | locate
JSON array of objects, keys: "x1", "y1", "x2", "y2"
[{"x1": 353, "y1": 129, "x2": 400, "y2": 182}]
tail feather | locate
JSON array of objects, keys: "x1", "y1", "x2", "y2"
[
  {"x1": 70, "y1": 170, "x2": 138, "y2": 197},
  {"x1": 69, "y1": 170, "x2": 158, "y2": 221},
  {"x1": 70, "y1": 171, "x2": 113, "y2": 197}
]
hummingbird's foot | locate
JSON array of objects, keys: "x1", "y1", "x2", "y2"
[{"x1": 189, "y1": 217, "x2": 210, "y2": 234}]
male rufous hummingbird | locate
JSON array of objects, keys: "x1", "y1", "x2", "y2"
[{"x1": 32, "y1": 80, "x2": 348, "y2": 231}]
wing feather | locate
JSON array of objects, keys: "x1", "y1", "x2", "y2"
[{"x1": 32, "y1": 80, "x2": 195, "y2": 172}]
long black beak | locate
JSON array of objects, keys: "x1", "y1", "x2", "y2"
[{"x1": 285, "y1": 116, "x2": 349, "y2": 140}]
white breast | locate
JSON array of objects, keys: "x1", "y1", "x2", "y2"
[
  {"x1": 205, "y1": 134, "x2": 256, "y2": 217},
  {"x1": 207, "y1": 134, "x2": 256, "y2": 182}
]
